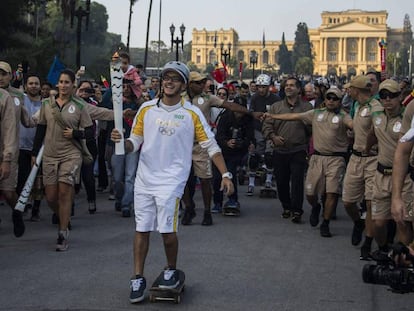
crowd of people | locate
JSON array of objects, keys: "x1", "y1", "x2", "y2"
[{"x1": 1, "y1": 52, "x2": 414, "y2": 302}]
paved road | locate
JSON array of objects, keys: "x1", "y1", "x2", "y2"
[{"x1": 0, "y1": 185, "x2": 412, "y2": 311}]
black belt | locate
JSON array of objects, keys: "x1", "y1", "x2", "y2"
[
  {"x1": 352, "y1": 150, "x2": 377, "y2": 157},
  {"x1": 377, "y1": 163, "x2": 393, "y2": 175},
  {"x1": 314, "y1": 150, "x2": 348, "y2": 158}
]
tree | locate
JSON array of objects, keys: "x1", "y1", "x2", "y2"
[
  {"x1": 143, "y1": 0, "x2": 153, "y2": 70},
  {"x1": 278, "y1": 32, "x2": 293, "y2": 74},
  {"x1": 127, "y1": 0, "x2": 139, "y2": 51},
  {"x1": 292, "y1": 22, "x2": 313, "y2": 75},
  {"x1": 295, "y1": 57, "x2": 313, "y2": 75}
]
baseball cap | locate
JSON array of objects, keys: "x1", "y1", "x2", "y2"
[
  {"x1": 379, "y1": 79, "x2": 400, "y2": 93},
  {"x1": 189, "y1": 71, "x2": 207, "y2": 82},
  {"x1": 349, "y1": 75, "x2": 372, "y2": 90},
  {"x1": 0, "y1": 61, "x2": 12, "y2": 74},
  {"x1": 325, "y1": 87, "x2": 343, "y2": 98}
]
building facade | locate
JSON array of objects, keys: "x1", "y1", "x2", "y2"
[{"x1": 191, "y1": 9, "x2": 412, "y2": 77}]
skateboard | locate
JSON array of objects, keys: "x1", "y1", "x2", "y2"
[
  {"x1": 260, "y1": 187, "x2": 278, "y2": 198},
  {"x1": 149, "y1": 270, "x2": 185, "y2": 304},
  {"x1": 222, "y1": 201, "x2": 240, "y2": 216}
]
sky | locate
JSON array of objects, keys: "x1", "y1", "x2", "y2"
[{"x1": 95, "y1": 0, "x2": 413, "y2": 48}]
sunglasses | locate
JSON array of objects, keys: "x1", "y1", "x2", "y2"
[
  {"x1": 379, "y1": 91, "x2": 400, "y2": 99},
  {"x1": 217, "y1": 92, "x2": 227, "y2": 96},
  {"x1": 162, "y1": 75, "x2": 182, "y2": 83},
  {"x1": 326, "y1": 95, "x2": 340, "y2": 101},
  {"x1": 191, "y1": 80, "x2": 206, "y2": 85}
]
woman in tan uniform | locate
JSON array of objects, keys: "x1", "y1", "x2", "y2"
[{"x1": 32, "y1": 69, "x2": 93, "y2": 251}]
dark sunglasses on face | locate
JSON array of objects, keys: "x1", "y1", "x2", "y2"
[
  {"x1": 379, "y1": 91, "x2": 400, "y2": 99},
  {"x1": 192, "y1": 80, "x2": 206, "y2": 85},
  {"x1": 326, "y1": 95, "x2": 340, "y2": 101},
  {"x1": 217, "y1": 92, "x2": 227, "y2": 96}
]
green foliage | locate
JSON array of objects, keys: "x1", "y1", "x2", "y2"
[
  {"x1": 295, "y1": 57, "x2": 313, "y2": 75},
  {"x1": 292, "y1": 22, "x2": 313, "y2": 75},
  {"x1": 1, "y1": 0, "x2": 122, "y2": 82},
  {"x1": 278, "y1": 33, "x2": 293, "y2": 74}
]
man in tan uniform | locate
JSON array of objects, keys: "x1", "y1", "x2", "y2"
[
  {"x1": 391, "y1": 91, "x2": 414, "y2": 255},
  {"x1": 181, "y1": 71, "x2": 255, "y2": 226},
  {"x1": 265, "y1": 87, "x2": 352, "y2": 236},
  {"x1": 342, "y1": 75, "x2": 383, "y2": 260},
  {"x1": 367, "y1": 79, "x2": 412, "y2": 256},
  {"x1": 0, "y1": 61, "x2": 32, "y2": 237}
]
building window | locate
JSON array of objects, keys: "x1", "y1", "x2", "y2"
[
  {"x1": 209, "y1": 50, "x2": 217, "y2": 64},
  {"x1": 196, "y1": 55, "x2": 201, "y2": 64},
  {"x1": 327, "y1": 38, "x2": 338, "y2": 62},
  {"x1": 262, "y1": 50, "x2": 269, "y2": 65},
  {"x1": 366, "y1": 38, "x2": 377, "y2": 62},
  {"x1": 347, "y1": 38, "x2": 358, "y2": 62},
  {"x1": 237, "y1": 50, "x2": 245, "y2": 62}
]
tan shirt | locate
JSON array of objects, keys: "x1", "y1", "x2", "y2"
[
  {"x1": 39, "y1": 96, "x2": 93, "y2": 159},
  {"x1": 301, "y1": 108, "x2": 351, "y2": 153},
  {"x1": 352, "y1": 97, "x2": 382, "y2": 152},
  {"x1": 184, "y1": 93, "x2": 223, "y2": 123},
  {"x1": 0, "y1": 89, "x2": 18, "y2": 162},
  {"x1": 400, "y1": 99, "x2": 414, "y2": 166},
  {"x1": 372, "y1": 109, "x2": 403, "y2": 167}
]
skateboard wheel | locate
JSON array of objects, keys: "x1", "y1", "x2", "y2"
[
  {"x1": 175, "y1": 295, "x2": 181, "y2": 304},
  {"x1": 149, "y1": 294, "x2": 155, "y2": 302}
]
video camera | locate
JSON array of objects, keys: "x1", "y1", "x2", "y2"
[
  {"x1": 231, "y1": 128, "x2": 244, "y2": 148},
  {"x1": 362, "y1": 243, "x2": 414, "y2": 293}
]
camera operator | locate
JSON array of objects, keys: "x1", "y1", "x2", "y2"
[{"x1": 213, "y1": 104, "x2": 255, "y2": 213}]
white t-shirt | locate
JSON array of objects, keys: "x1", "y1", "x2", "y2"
[{"x1": 128, "y1": 98, "x2": 220, "y2": 196}]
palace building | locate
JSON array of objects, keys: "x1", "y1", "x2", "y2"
[{"x1": 191, "y1": 9, "x2": 413, "y2": 77}]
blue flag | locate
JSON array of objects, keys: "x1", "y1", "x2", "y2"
[{"x1": 47, "y1": 56, "x2": 65, "y2": 86}]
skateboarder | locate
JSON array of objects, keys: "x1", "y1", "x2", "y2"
[{"x1": 111, "y1": 61, "x2": 234, "y2": 303}]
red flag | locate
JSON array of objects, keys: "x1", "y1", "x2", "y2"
[
  {"x1": 239, "y1": 61, "x2": 243, "y2": 81},
  {"x1": 212, "y1": 68, "x2": 226, "y2": 83},
  {"x1": 101, "y1": 75, "x2": 110, "y2": 88}
]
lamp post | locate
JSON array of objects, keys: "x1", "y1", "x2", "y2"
[
  {"x1": 250, "y1": 51, "x2": 258, "y2": 80},
  {"x1": 71, "y1": 0, "x2": 91, "y2": 69},
  {"x1": 220, "y1": 42, "x2": 232, "y2": 66},
  {"x1": 170, "y1": 23, "x2": 185, "y2": 61}
]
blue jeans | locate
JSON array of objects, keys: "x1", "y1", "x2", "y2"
[{"x1": 111, "y1": 152, "x2": 139, "y2": 209}]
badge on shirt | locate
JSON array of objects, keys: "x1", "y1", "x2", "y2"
[
  {"x1": 374, "y1": 117, "x2": 382, "y2": 126},
  {"x1": 68, "y1": 105, "x2": 76, "y2": 114},
  {"x1": 14, "y1": 97, "x2": 20, "y2": 106},
  {"x1": 317, "y1": 113, "x2": 324, "y2": 122},
  {"x1": 393, "y1": 121, "x2": 402, "y2": 133},
  {"x1": 360, "y1": 107, "x2": 369, "y2": 117},
  {"x1": 332, "y1": 116, "x2": 339, "y2": 124},
  {"x1": 197, "y1": 97, "x2": 204, "y2": 105}
]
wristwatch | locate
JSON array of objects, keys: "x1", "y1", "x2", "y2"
[{"x1": 222, "y1": 172, "x2": 233, "y2": 179}]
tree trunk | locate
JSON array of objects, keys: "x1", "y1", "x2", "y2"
[{"x1": 143, "y1": 0, "x2": 153, "y2": 72}]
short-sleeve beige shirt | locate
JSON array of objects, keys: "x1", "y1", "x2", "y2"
[
  {"x1": 39, "y1": 96, "x2": 93, "y2": 159},
  {"x1": 372, "y1": 109, "x2": 403, "y2": 167},
  {"x1": 302, "y1": 108, "x2": 351, "y2": 153},
  {"x1": 352, "y1": 97, "x2": 383, "y2": 152},
  {"x1": 185, "y1": 93, "x2": 223, "y2": 123}
]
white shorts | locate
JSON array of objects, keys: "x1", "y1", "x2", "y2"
[{"x1": 134, "y1": 192, "x2": 180, "y2": 233}]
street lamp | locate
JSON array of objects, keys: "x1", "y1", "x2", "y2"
[
  {"x1": 250, "y1": 51, "x2": 258, "y2": 80},
  {"x1": 71, "y1": 0, "x2": 91, "y2": 69},
  {"x1": 170, "y1": 23, "x2": 185, "y2": 61},
  {"x1": 220, "y1": 42, "x2": 232, "y2": 66}
]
